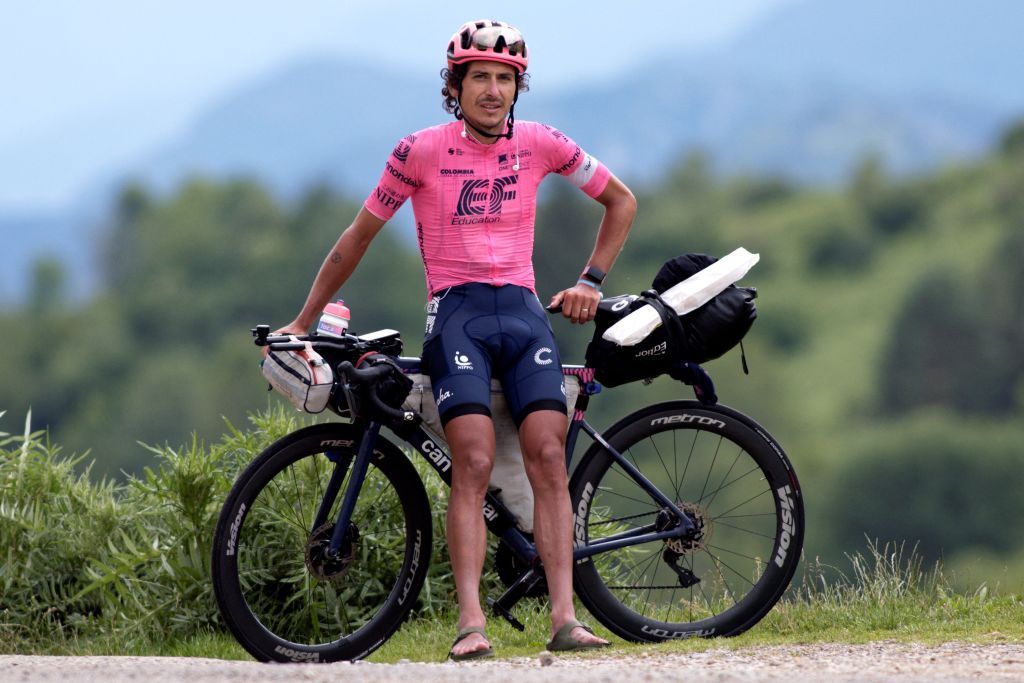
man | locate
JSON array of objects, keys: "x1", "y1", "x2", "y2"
[{"x1": 275, "y1": 20, "x2": 636, "y2": 659}]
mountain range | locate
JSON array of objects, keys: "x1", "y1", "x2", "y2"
[{"x1": 3, "y1": 0, "x2": 1022, "y2": 304}]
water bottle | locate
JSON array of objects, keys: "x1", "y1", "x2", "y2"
[{"x1": 317, "y1": 299, "x2": 351, "y2": 337}]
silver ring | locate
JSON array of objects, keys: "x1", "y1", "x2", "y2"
[{"x1": 582, "y1": 308, "x2": 589, "y2": 312}]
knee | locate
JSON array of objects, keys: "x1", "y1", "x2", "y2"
[
  {"x1": 523, "y1": 442, "x2": 567, "y2": 491},
  {"x1": 452, "y1": 450, "x2": 494, "y2": 491}
]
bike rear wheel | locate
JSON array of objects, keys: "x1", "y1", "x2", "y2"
[
  {"x1": 212, "y1": 423, "x2": 432, "y2": 662},
  {"x1": 570, "y1": 400, "x2": 803, "y2": 641}
]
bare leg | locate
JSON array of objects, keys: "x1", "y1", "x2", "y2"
[
  {"x1": 444, "y1": 413, "x2": 496, "y2": 658},
  {"x1": 518, "y1": 410, "x2": 609, "y2": 646}
]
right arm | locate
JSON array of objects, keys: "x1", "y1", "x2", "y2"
[{"x1": 276, "y1": 207, "x2": 388, "y2": 335}]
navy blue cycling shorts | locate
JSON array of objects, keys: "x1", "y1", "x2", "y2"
[{"x1": 422, "y1": 283, "x2": 567, "y2": 427}]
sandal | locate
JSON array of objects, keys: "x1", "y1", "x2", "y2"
[
  {"x1": 546, "y1": 620, "x2": 610, "y2": 652},
  {"x1": 448, "y1": 626, "x2": 494, "y2": 661}
]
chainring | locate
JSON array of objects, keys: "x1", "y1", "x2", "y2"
[{"x1": 494, "y1": 538, "x2": 548, "y2": 598}]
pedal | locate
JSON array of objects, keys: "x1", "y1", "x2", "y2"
[{"x1": 487, "y1": 597, "x2": 525, "y2": 631}]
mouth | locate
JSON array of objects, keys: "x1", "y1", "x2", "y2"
[{"x1": 478, "y1": 100, "x2": 504, "y2": 114}]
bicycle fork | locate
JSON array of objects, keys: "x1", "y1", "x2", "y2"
[{"x1": 312, "y1": 421, "x2": 382, "y2": 558}]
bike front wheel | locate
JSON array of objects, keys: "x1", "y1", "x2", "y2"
[
  {"x1": 570, "y1": 400, "x2": 803, "y2": 641},
  {"x1": 211, "y1": 422, "x2": 432, "y2": 662}
]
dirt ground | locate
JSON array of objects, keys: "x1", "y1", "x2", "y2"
[{"x1": 3, "y1": 642, "x2": 1024, "y2": 683}]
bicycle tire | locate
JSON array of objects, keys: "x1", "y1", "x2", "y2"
[
  {"x1": 569, "y1": 400, "x2": 803, "y2": 641},
  {"x1": 211, "y1": 422, "x2": 432, "y2": 662}
]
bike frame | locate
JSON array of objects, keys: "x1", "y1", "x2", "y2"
[{"x1": 316, "y1": 363, "x2": 699, "y2": 628}]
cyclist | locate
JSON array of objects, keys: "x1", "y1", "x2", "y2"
[{"x1": 274, "y1": 19, "x2": 636, "y2": 659}]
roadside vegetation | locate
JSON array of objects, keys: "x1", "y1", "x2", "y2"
[{"x1": 2, "y1": 413, "x2": 1021, "y2": 660}]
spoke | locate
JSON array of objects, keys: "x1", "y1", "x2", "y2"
[
  {"x1": 706, "y1": 543, "x2": 766, "y2": 563},
  {"x1": 717, "y1": 512, "x2": 777, "y2": 520},
  {"x1": 672, "y1": 429, "x2": 681, "y2": 502},
  {"x1": 712, "y1": 487, "x2": 773, "y2": 521},
  {"x1": 288, "y1": 462, "x2": 310, "y2": 532},
  {"x1": 684, "y1": 551, "x2": 709, "y2": 622},
  {"x1": 597, "y1": 482, "x2": 660, "y2": 509},
  {"x1": 622, "y1": 445, "x2": 644, "y2": 476},
  {"x1": 704, "y1": 446, "x2": 745, "y2": 511},
  {"x1": 649, "y1": 434, "x2": 676, "y2": 502},
  {"x1": 589, "y1": 510, "x2": 655, "y2": 527},
  {"x1": 702, "y1": 548, "x2": 756, "y2": 588},
  {"x1": 252, "y1": 496, "x2": 310, "y2": 537},
  {"x1": 602, "y1": 545, "x2": 661, "y2": 595},
  {"x1": 313, "y1": 454, "x2": 325, "y2": 513},
  {"x1": 697, "y1": 434, "x2": 724, "y2": 505},
  {"x1": 678, "y1": 428, "x2": 699, "y2": 502},
  {"x1": 713, "y1": 519, "x2": 777, "y2": 542},
  {"x1": 268, "y1": 469, "x2": 310, "y2": 534},
  {"x1": 698, "y1": 464, "x2": 764, "y2": 507}
]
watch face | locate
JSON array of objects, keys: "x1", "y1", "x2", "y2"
[{"x1": 584, "y1": 266, "x2": 606, "y2": 284}]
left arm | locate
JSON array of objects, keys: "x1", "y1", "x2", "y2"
[{"x1": 550, "y1": 173, "x2": 637, "y2": 324}]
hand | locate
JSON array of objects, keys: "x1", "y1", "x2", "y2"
[
  {"x1": 262, "y1": 322, "x2": 307, "y2": 357},
  {"x1": 549, "y1": 283, "x2": 601, "y2": 325}
]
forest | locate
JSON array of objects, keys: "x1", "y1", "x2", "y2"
[{"x1": 2, "y1": 120, "x2": 1023, "y2": 590}]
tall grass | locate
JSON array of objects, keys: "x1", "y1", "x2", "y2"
[
  {"x1": 0, "y1": 407, "x2": 457, "y2": 651},
  {"x1": 757, "y1": 541, "x2": 1023, "y2": 642},
  {"x1": 2, "y1": 409, "x2": 1020, "y2": 657}
]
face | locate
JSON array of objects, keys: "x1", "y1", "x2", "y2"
[{"x1": 456, "y1": 61, "x2": 518, "y2": 134}]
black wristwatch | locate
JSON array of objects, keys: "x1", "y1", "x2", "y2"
[{"x1": 581, "y1": 265, "x2": 606, "y2": 286}]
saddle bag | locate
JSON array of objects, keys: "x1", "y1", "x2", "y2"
[{"x1": 584, "y1": 253, "x2": 758, "y2": 387}]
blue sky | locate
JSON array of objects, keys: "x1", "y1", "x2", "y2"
[{"x1": 0, "y1": 1, "x2": 790, "y2": 211}]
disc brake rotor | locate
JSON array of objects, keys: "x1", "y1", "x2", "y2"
[
  {"x1": 305, "y1": 521, "x2": 359, "y2": 581},
  {"x1": 659, "y1": 502, "x2": 709, "y2": 554}
]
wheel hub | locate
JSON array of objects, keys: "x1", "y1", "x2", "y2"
[
  {"x1": 657, "y1": 501, "x2": 708, "y2": 554},
  {"x1": 305, "y1": 521, "x2": 359, "y2": 581}
]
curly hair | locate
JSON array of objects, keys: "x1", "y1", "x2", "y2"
[{"x1": 440, "y1": 65, "x2": 530, "y2": 115}]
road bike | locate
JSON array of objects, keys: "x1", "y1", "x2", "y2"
[{"x1": 211, "y1": 324, "x2": 804, "y2": 662}]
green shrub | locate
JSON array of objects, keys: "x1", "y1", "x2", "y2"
[{"x1": 0, "y1": 407, "x2": 460, "y2": 649}]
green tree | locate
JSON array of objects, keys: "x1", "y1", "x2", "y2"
[{"x1": 821, "y1": 415, "x2": 1024, "y2": 562}]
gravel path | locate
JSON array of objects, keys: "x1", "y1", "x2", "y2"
[{"x1": 3, "y1": 643, "x2": 1024, "y2": 683}]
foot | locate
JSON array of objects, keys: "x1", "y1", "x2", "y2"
[
  {"x1": 449, "y1": 626, "x2": 493, "y2": 661},
  {"x1": 547, "y1": 620, "x2": 610, "y2": 652}
]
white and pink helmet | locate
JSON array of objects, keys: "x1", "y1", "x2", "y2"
[{"x1": 447, "y1": 20, "x2": 528, "y2": 74}]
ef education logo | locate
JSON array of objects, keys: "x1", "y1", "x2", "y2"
[{"x1": 455, "y1": 175, "x2": 518, "y2": 217}]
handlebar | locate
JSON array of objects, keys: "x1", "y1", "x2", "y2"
[
  {"x1": 336, "y1": 361, "x2": 417, "y2": 425},
  {"x1": 254, "y1": 324, "x2": 414, "y2": 425},
  {"x1": 253, "y1": 324, "x2": 362, "y2": 351}
]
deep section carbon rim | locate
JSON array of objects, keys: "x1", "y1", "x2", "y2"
[
  {"x1": 572, "y1": 403, "x2": 802, "y2": 639},
  {"x1": 214, "y1": 425, "x2": 431, "y2": 661}
]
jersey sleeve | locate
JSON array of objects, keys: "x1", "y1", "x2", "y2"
[
  {"x1": 364, "y1": 133, "x2": 421, "y2": 221},
  {"x1": 540, "y1": 125, "x2": 611, "y2": 198}
]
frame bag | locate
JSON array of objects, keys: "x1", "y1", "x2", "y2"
[{"x1": 584, "y1": 254, "x2": 757, "y2": 387}]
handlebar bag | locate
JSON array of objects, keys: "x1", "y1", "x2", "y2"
[{"x1": 262, "y1": 337, "x2": 334, "y2": 413}]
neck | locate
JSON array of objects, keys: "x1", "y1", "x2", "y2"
[{"x1": 462, "y1": 119, "x2": 506, "y2": 144}]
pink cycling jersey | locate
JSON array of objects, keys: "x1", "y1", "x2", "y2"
[{"x1": 364, "y1": 120, "x2": 610, "y2": 296}]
